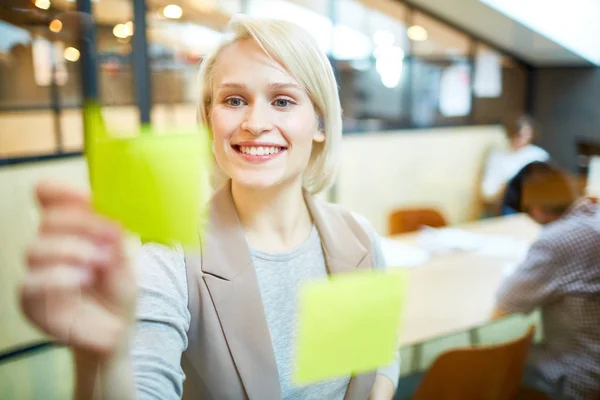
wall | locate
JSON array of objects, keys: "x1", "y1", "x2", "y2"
[
  {"x1": 531, "y1": 67, "x2": 600, "y2": 171},
  {"x1": 0, "y1": 158, "x2": 90, "y2": 351},
  {"x1": 336, "y1": 125, "x2": 505, "y2": 234}
]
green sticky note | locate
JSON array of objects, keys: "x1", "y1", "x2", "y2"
[
  {"x1": 294, "y1": 269, "x2": 408, "y2": 385},
  {"x1": 86, "y1": 105, "x2": 212, "y2": 246}
]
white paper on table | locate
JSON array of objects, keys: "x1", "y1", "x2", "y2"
[
  {"x1": 475, "y1": 235, "x2": 530, "y2": 260},
  {"x1": 416, "y1": 226, "x2": 531, "y2": 260},
  {"x1": 380, "y1": 237, "x2": 430, "y2": 269},
  {"x1": 416, "y1": 227, "x2": 483, "y2": 253}
]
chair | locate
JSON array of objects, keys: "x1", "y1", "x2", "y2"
[
  {"x1": 411, "y1": 326, "x2": 535, "y2": 400},
  {"x1": 388, "y1": 208, "x2": 447, "y2": 235}
]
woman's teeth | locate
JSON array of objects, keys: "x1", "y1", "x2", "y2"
[{"x1": 239, "y1": 146, "x2": 282, "y2": 156}]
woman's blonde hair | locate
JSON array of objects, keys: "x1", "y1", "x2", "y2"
[{"x1": 197, "y1": 15, "x2": 342, "y2": 194}]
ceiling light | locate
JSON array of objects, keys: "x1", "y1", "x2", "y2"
[
  {"x1": 49, "y1": 19, "x2": 62, "y2": 33},
  {"x1": 163, "y1": 4, "x2": 183, "y2": 19},
  {"x1": 125, "y1": 21, "x2": 134, "y2": 36},
  {"x1": 35, "y1": 0, "x2": 51, "y2": 10},
  {"x1": 64, "y1": 46, "x2": 80, "y2": 62},
  {"x1": 113, "y1": 23, "x2": 129, "y2": 39},
  {"x1": 373, "y1": 30, "x2": 395, "y2": 47},
  {"x1": 407, "y1": 25, "x2": 428, "y2": 42}
]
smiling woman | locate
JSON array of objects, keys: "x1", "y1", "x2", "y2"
[{"x1": 20, "y1": 14, "x2": 400, "y2": 400}]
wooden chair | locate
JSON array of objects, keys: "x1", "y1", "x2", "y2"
[
  {"x1": 388, "y1": 208, "x2": 447, "y2": 235},
  {"x1": 411, "y1": 326, "x2": 535, "y2": 400}
]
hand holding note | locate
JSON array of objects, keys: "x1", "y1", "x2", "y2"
[
  {"x1": 294, "y1": 269, "x2": 408, "y2": 384},
  {"x1": 22, "y1": 103, "x2": 213, "y2": 358}
]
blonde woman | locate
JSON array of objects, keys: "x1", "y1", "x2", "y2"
[{"x1": 21, "y1": 16, "x2": 400, "y2": 400}]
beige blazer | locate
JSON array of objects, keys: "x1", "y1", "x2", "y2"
[{"x1": 182, "y1": 182, "x2": 376, "y2": 399}]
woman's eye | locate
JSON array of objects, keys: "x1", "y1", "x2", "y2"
[
  {"x1": 226, "y1": 97, "x2": 244, "y2": 107},
  {"x1": 273, "y1": 98, "x2": 291, "y2": 107}
]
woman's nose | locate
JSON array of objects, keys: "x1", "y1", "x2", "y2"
[{"x1": 241, "y1": 103, "x2": 274, "y2": 136}]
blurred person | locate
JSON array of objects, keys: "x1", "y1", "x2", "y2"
[
  {"x1": 481, "y1": 115, "x2": 550, "y2": 215},
  {"x1": 493, "y1": 163, "x2": 600, "y2": 400},
  {"x1": 502, "y1": 161, "x2": 559, "y2": 217},
  {"x1": 19, "y1": 16, "x2": 399, "y2": 400}
]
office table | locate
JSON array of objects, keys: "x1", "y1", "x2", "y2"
[{"x1": 393, "y1": 213, "x2": 541, "y2": 347}]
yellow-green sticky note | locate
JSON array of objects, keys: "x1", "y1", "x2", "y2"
[
  {"x1": 294, "y1": 269, "x2": 408, "y2": 384},
  {"x1": 88, "y1": 125, "x2": 212, "y2": 246}
]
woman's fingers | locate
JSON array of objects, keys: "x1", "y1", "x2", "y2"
[
  {"x1": 39, "y1": 207, "x2": 122, "y2": 243},
  {"x1": 21, "y1": 264, "x2": 93, "y2": 298},
  {"x1": 36, "y1": 181, "x2": 91, "y2": 210},
  {"x1": 20, "y1": 265, "x2": 128, "y2": 353},
  {"x1": 26, "y1": 235, "x2": 115, "y2": 270},
  {"x1": 20, "y1": 265, "x2": 91, "y2": 338}
]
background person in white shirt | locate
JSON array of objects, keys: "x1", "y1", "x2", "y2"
[{"x1": 481, "y1": 115, "x2": 550, "y2": 215}]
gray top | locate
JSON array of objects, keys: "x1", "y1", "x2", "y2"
[
  {"x1": 132, "y1": 213, "x2": 400, "y2": 400},
  {"x1": 497, "y1": 200, "x2": 600, "y2": 400}
]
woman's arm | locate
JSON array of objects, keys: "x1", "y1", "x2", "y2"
[
  {"x1": 73, "y1": 345, "x2": 135, "y2": 400},
  {"x1": 21, "y1": 182, "x2": 140, "y2": 400},
  {"x1": 369, "y1": 374, "x2": 396, "y2": 400},
  {"x1": 70, "y1": 243, "x2": 190, "y2": 400}
]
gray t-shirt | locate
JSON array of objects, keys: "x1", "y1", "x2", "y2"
[{"x1": 132, "y1": 214, "x2": 400, "y2": 399}]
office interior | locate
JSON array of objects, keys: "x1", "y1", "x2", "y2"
[{"x1": 1, "y1": 0, "x2": 599, "y2": 399}]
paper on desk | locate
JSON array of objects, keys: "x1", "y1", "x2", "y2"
[
  {"x1": 476, "y1": 236, "x2": 530, "y2": 260},
  {"x1": 416, "y1": 226, "x2": 530, "y2": 260},
  {"x1": 416, "y1": 227, "x2": 483, "y2": 253},
  {"x1": 85, "y1": 103, "x2": 213, "y2": 246},
  {"x1": 380, "y1": 237, "x2": 430, "y2": 268},
  {"x1": 294, "y1": 269, "x2": 408, "y2": 385}
]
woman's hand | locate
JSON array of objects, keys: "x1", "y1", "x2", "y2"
[{"x1": 20, "y1": 181, "x2": 137, "y2": 358}]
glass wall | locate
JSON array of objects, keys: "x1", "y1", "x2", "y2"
[
  {"x1": 0, "y1": 0, "x2": 529, "y2": 161},
  {"x1": 334, "y1": 0, "x2": 410, "y2": 132}
]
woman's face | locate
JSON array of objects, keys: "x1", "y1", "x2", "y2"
[{"x1": 209, "y1": 39, "x2": 325, "y2": 191}]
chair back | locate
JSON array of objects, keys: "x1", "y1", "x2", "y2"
[
  {"x1": 388, "y1": 208, "x2": 447, "y2": 235},
  {"x1": 412, "y1": 326, "x2": 535, "y2": 400}
]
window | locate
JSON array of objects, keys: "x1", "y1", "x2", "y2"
[
  {"x1": 0, "y1": 21, "x2": 51, "y2": 110},
  {"x1": 145, "y1": 0, "x2": 234, "y2": 126},
  {"x1": 334, "y1": 0, "x2": 410, "y2": 132},
  {"x1": 0, "y1": 0, "x2": 531, "y2": 162}
]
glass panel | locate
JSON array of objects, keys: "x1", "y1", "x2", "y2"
[
  {"x1": 143, "y1": 0, "x2": 235, "y2": 124},
  {"x1": 411, "y1": 12, "x2": 470, "y2": 58},
  {"x1": 0, "y1": 21, "x2": 51, "y2": 110},
  {"x1": 335, "y1": 0, "x2": 410, "y2": 132},
  {"x1": 247, "y1": 0, "x2": 331, "y2": 54},
  {"x1": 411, "y1": 58, "x2": 472, "y2": 127}
]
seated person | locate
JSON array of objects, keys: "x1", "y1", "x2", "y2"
[
  {"x1": 501, "y1": 161, "x2": 553, "y2": 216},
  {"x1": 493, "y1": 163, "x2": 600, "y2": 400},
  {"x1": 481, "y1": 115, "x2": 550, "y2": 215}
]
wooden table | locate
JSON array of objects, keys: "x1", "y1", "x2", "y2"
[{"x1": 394, "y1": 213, "x2": 541, "y2": 347}]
